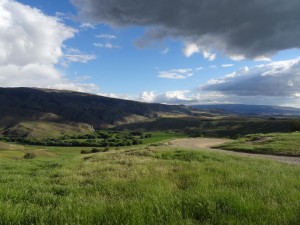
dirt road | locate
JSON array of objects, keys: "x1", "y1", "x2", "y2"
[{"x1": 169, "y1": 138, "x2": 300, "y2": 165}]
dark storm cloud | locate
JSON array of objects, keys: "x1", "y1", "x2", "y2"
[{"x1": 71, "y1": 0, "x2": 300, "y2": 59}]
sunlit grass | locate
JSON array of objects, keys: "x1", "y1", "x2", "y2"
[
  {"x1": 0, "y1": 144, "x2": 299, "y2": 224},
  {"x1": 218, "y1": 132, "x2": 300, "y2": 156}
]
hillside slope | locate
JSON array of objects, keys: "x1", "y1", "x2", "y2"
[
  {"x1": 0, "y1": 87, "x2": 192, "y2": 130},
  {"x1": 192, "y1": 104, "x2": 300, "y2": 116}
]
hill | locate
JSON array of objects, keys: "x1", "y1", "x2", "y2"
[
  {"x1": 191, "y1": 104, "x2": 300, "y2": 116},
  {"x1": 0, "y1": 88, "x2": 193, "y2": 137}
]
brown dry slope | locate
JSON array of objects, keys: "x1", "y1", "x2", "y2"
[{"x1": 170, "y1": 138, "x2": 300, "y2": 165}]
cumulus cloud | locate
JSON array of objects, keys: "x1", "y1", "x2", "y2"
[
  {"x1": 183, "y1": 43, "x2": 216, "y2": 61},
  {"x1": 137, "y1": 59, "x2": 300, "y2": 106},
  {"x1": 201, "y1": 59, "x2": 300, "y2": 97},
  {"x1": 71, "y1": 0, "x2": 300, "y2": 60},
  {"x1": 138, "y1": 90, "x2": 230, "y2": 105},
  {"x1": 183, "y1": 43, "x2": 200, "y2": 58},
  {"x1": 0, "y1": 0, "x2": 97, "y2": 93},
  {"x1": 0, "y1": 0, "x2": 75, "y2": 66},
  {"x1": 139, "y1": 90, "x2": 194, "y2": 104},
  {"x1": 158, "y1": 68, "x2": 193, "y2": 79}
]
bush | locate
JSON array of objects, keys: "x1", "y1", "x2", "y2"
[
  {"x1": 130, "y1": 131, "x2": 142, "y2": 136},
  {"x1": 81, "y1": 150, "x2": 92, "y2": 154},
  {"x1": 91, "y1": 148, "x2": 101, "y2": 153},
  {"x1": 144, "y1": 133, "x2": 152, "y2": 138},
  {"x1": 132, "y1": 139, "x2": 143, "y2": 145},
  {"x1": 82, "y1": 148, "x2": 109, "y2": 155},
  {"x1": 23, "y1": 152, "x2": 36, "y2": 159}
]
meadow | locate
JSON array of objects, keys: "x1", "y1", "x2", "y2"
[
  {"x1": 0, "y1": 138, "x2": 299, "y2": 224},
  {"x1": 218, "y1": 132, "x2": 300, "y2": 156}
]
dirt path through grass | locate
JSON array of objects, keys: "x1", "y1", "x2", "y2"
[{"x1": 169, "y1": 138, "x2": 300, "y2": 165}]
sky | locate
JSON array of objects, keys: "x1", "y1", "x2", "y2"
[{"x1": 1, "y1": 0, "x2": 300, "y2": 107}]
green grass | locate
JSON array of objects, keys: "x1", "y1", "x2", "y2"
[
  {"x1": 3, "y1": 121, "x2": 93, "y2": 139},
  {"x1": 141, "y1": 132, "x2": 187, "y2": 145},
  {"x1": 218, "y1": 132, "x2": 300, "y2": 156},
  {"x1": 0, "y1": 143, "x2": 299, "y2": 224}
]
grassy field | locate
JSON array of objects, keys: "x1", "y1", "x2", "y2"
[
  {"x1": 141, "y1": 132, "x2": 187, "y2": 145},
  {"x1": 218, "y1": 132, "x2": 300, "y2": 156},
  {"x1": 0, "y1": 141, "x2": 299, "y2": 224},
  {"x1": 1, "y1": 121, "x2": 93, "y2": 139}
]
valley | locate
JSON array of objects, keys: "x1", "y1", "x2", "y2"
[{"x1": 0, "y1": 88, "x2": 300, "y2": 224}]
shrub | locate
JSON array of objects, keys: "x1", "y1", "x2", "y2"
[
  {"x1": 132, "y1": 139, "x2": 143, "y2": 145},
  {"x1": 91, "y1": 148, "x2": 101, "y2": 153},
  {"x1": 130, "y1": 131, "x2": 142, "y2": 136},
  {"x1": 23, "y1": 152, "x2": 36, "y2": 159},
  {"x1": 81, "y1": 150, "x2": 91, "y2": 154},
  {"x1": 144, "y1": 133, "x2": 152, "y2": 138}
]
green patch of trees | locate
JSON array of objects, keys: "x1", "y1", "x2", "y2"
[{"x1": 2, "y1": 130, "x2": 152, "y2": 147}]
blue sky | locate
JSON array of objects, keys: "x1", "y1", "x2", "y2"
[{"x1": 1, "y1": 0, "x2": 300, "y2": 106}]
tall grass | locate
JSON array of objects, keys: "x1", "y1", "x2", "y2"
[
  {"x1": 218, "y1": 132, "x2": 300, "y2": 156},
  {"x1": 0, "y1": 145, "x2": 299, "y2": 224}
]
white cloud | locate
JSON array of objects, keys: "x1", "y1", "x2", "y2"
[
  {"x1": 139, "y1": 90, "x2": 193, "y2": 104},
  {"x1": 50, "y1": 82, "x2": 99, "y2": 93},
  {"x1": 137, "y1": 89, "x2": 299, "y2": 106},
  {"x1": 202, "y1": 58, "x2": 300, "y2": 97},
  {"x1": 203, "y1": 50, "x2": 216, "y2": 61},
  {"x1": 0, "y1": 0, "x2": 75, "y2": 66},
  {"x1": 83, "y1": 57, "x2": 300, "y2": 106},
  {"x1": 94, "y1": 43, "x2": 120, "y2": 49},
  {"x1": 0, "y1": 0, "x2": 98, "y2": 93},
  {"x1": 137, "y1": 58, "x2": 300, "y2": 106},
  {"x1": 98, "y1": 92, "x2": 134, "y2": 100},
  {"x1": 183, "y1": 43, "x2": 199, "y2": 57},
  {"x1": 55, "y1": 12, "x2": 72, "y2": 21},
  {"x1": 183, "y1": 43, "x2": 216, "y2": 61},
  {"x1": 138, "y1": 90, "x2": 229, "y2": 105},
  {"x1": 79, "y1": 22, "x2": 96, "y2": 29},
  {"x1": 96, "y1": 34, "x2": 116, "y2": 39},
  {"x1": 61, "y1": 48, "x2": 96, "y2": 66},
  {"x1": 221, "y1": 64, "x2": 234, "y2": 68},
  {"x1": 254, "y1": 56, "x2": 272, "y2": 62},
  {"x1": 139, "y1": 91, "x2": 157, "y2": 102},
  {"x1": 158, "y1": 68, "x2": 193, "y2": 79},
  {"x1": 229, "y1": 55, "x2": 245, "y2": 61}
]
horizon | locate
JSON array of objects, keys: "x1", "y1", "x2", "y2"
[{"x1": 1, "y1": 0, "x2": 300, "y2": 107}]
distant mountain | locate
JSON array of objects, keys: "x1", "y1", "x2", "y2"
[
  {"x1": 0, "y1": 87, "x2": 193, "y2": 130},
  {"x1": 191, "y1": 104, "x2": 300, "y2": 116}
]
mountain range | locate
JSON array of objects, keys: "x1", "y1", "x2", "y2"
[{"x1": 192, "y1": 104, "x2": 300, "y2": 116}]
